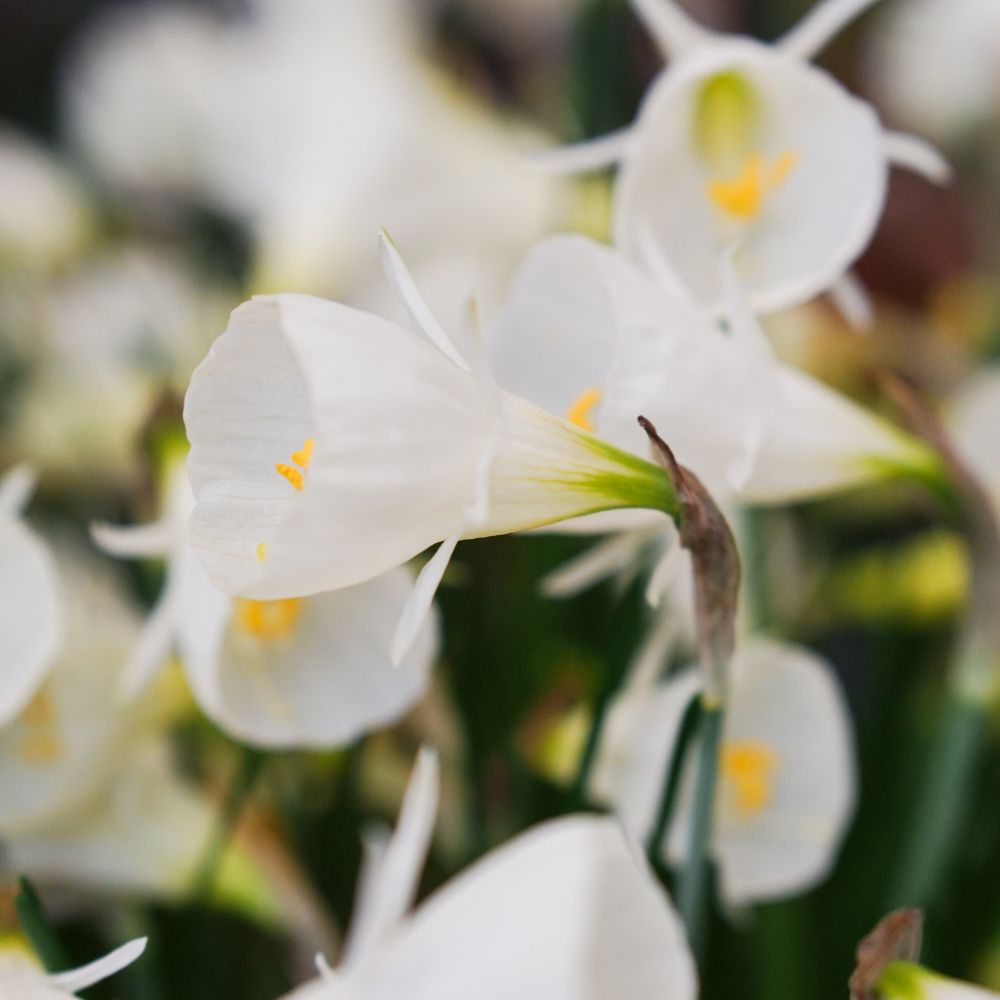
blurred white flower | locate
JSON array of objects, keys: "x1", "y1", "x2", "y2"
[
  {"x1": 865, "y1": 0, "x2": 1000, "y2": 146},
  {"x1": 63, "y1": 0, "x2": 562, "y2": 313},
  {"x1": 92, "y1": 465, "x2": 438, "y2": 749},
  {"x1": 538, "y1": 0, "x2": 950, "y2": 313},
  {"x1": 0, "y1": 465, "x2": 61, "y2": 728},
  {"x1": 949, "y1": 367, "x2": 1000, "y2": 507},
  {"x1": 183, "y1": 237, "x2": 676, "y2": 660},
  {"x1": 0, "y1": 124, "x2": 90, "y2": 271},
  {"x1": 3, "y1": 243, "x2": 230, "y2": 486},
  {"x1": 489, "y1": 235, "x2": 935, "y2": 507},
  {"x1": 878, "y1": 962, "x2": 1000, "y2": 1000},
  {"x1": 590, "y1": 637, "x2": 856, "y2": 905},
  {"x1": 281, "y1": 748, "x2": 697, "y2": 1000},
  {"x1": 0, "y1": 936, "x2": 146, "y2": 999}
]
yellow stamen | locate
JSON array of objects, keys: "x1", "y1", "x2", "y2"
[
  {"x1": 706, "y1": 150, "x2": 799, "y2": 222},
  {"x1": 274, "y1": 437, "x2": 315, "y2": 491},
  {"x1": 256, "y1": 542, "x2": 268, "y2": 562},
  {"x1": 235, "y1": 598, "x2": 303, "y2": 641},
  {"x1": 291, "y1": 437, "x2": 314, "y2": 469},
  {"x1": 18, "y1": 691, "x2": 63, "y2": 765},
  {"x1": 566, "y1": 387, "x2": 602, "y2": 433},
  {"x1": 275, "y1": 463, "x2": 305, "y2": 491},
  {"x1": 721, "y1": 741, "x2": 779, "y2": 816}
]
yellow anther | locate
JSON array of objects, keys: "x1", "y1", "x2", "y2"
[
  {"x1": 566, "y1": 387, "x2": 602, "y2": 433},
  {"x1": 18, "y1": 691, "x2": 63, "y2": 765},
  {"x1": 256, "y1": 542, "x2": 268, "y2": 562},
  {"x1": 706, "y1": 150, "x2": 799, "y2": 222},
  {"x1": 275, "y1": 437, "x2": 315, "y2": 491},
  {"x1": 721, "y1": 741, "x2": 779, "y2": 816},
  {"x1": 275, "y1": 463, "x2": 305, "y2": 491},
  {"x1": 291, "y1": 438, "x2": 314, "y2": 469},
  {"x1": 235, "y1": 598, "x2": 303, "y2": 641}
]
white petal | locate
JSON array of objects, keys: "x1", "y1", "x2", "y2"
[
  {"x1": 948, "y1": 367, "x2": 1000, "y2": 497},
  {"x1": 629, "y1": 0, "x2": 710, "y2": 57},
  {"x1": 376, "y1": 230, "x2": 469, "y2": 371},
  {"x1": 0, "y1": 464, "x2": 37, "y2": 516},
  {"x1": 884, "y1": 131, "x2": 952, "y2": 184},
  {"x1": 667, "y1": 638, "x2": 857, "y2": 905},
  {"x1": 115, "y1": 578, "x2": 180, "y2": 700},
  {"x1": 348, "y1": 815, "x2": 697, "y2": 1000},
  {"x1": 183, "y1": 566, "x2": 436, "y2": 748},
  {"x1": 0, "y1": 519, "x2": 61, "y2": 726},
  {"x1": 342, "y1": 747, "x2": 439, "y2": 969},
  {"x1": 778, "y1": 0, "x2": 885, "y2": 60},
  {"x1": 880, "y1": 964, "x2": 1000, "y2": 1000},
  {"x1": 615, "y1": 39, "x2": 888, "y2": 314},
  {"x1": 590, "y1": 673, "x2": 701, "y2": 841},
  {"x1": 828, "y1": 271, "x2": 874, "y2": 331},
  {"x1": 47, "y1": 938, "x2": 147, "y2": 992},
  {"x1": 391, "y1": 536, "x2": 457, "y2": 668},
  {"x1": 529, "y1": 127, "x2": 637, "y2": 174},
  {"x1": 540, "y1": 530, "x2": 654, "y2": 598},
  {"x1": 644, "y1": 527, "x2": 684, "y2": 608},
  {"x1": 91, "y1": 518, "x2": 174, "y2": 558}
]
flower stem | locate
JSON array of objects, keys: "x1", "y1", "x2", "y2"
[
  {"x1": 887, "y1": 694, "x2": 989, "y2": 909},
  {"x1": 646, "y1": 691, "x2": 703, "y2": 867},
  {"x1": 677, "y1": 700, "x2": 724, "y2": 956},
  {"x1": 14, "y1": 877, "x2": 68, "y2": 972}
]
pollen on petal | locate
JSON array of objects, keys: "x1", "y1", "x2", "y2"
[
  {"x1": 235, "y1": 597, "x2": 303, "y2": 641},
  {"x1": 721, "y1": 741, "x2": 779, "y2": 816},
  {"x1": 291, "y1": 437, "x2": 314, "y2": 469},
  {"x1": 707, "y1": 150, "x2": 798, "y2": 222},
  {"x1": 18, "y1": 691, "x2": 64, "y2": 765},
  {"x1": 566, "y1": 387, "x2": 603, "y2": 433},
  {"x1": 256, "y1": 542, "x2": 268, "y2": 562},
  {"x1": 275, "y1": 463, "x2": 305, "y2": 491}
]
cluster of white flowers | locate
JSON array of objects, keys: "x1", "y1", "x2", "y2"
[{"x1": 4, "y1": 0, "x2": 1000, "y2": 995}]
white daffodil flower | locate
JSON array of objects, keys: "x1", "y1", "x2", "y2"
[
  {"x1": 64, "y1": 0, "x2": 561, "y2": 313},
  {"x1": 0, "y1": 936, "x2": 147, "y2": 999},
  {"x1": 878, "y1": 963, "x2": 1000, "y2": 1000},
  {"x1": 184, "y1": 236, "x2": 677, "y2": 661},
  {"x1": 590, "y1": 637, "x2": 856, "y2": 906},
  {"x1": 489, "y1": 234, "x2": 935, "y2": 507},
  {"x1": 92, "y1": 465, "x2": 437, "y2": 749},
  {"x1": 280, "y1": 748, "x2": 697, "y2": 1000},
  {"x1": 865, "y1": 0, "x2": 1000, "y2": 146},
  {"x1": 0, "y1": 124, "x2": 89, "y2": 271},
  {"x1": 538, "y1": 0, "x2": 950, "y2": 313},
  {"x1": 0, "y1": 466, "x2": 61, "y2": 729}
]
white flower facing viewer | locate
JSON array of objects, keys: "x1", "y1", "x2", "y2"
[
  {"x1": 539, "y1": 0, "x2": 951, "y2": 313},
  {"x1": 590, "y1": 638, "x2": 856, "y2": 905},
  {"x1": 279, "y1": 748, "x2": 697, "y2": 1000}
]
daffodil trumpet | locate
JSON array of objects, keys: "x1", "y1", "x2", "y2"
[{"x1": 184, "y1": 233, "x2": 680, "y2": 663}]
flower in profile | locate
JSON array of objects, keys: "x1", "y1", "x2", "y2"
[
  {"x1": 92, "y1": 463, "x2": 438, "y2": 749},
  {"x1": 0, "y1": 465, "x2": 61, "y2": 728},
  {"x1": 280, "y1": 748, "x2": 697, "y2": 1000},
  {"x1": 538, "y1": 0, "x2": 950, "y2": 313},
  {"x1": 590, "y1": 637, "x2": 856, "y2": 905},
  {"x1": 0, "y1": 935, "x2": 146, "y2": 999},
  {"x1": 184, "y1": 235, "x2": 678, "y2": 659}
]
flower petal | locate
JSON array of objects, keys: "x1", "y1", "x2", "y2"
[{"x1": 47, "y1": 938, "x2": 147, "y2": 993}]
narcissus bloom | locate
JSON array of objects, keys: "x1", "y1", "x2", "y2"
[
  {"x1": 590, "y1": 638, "x2": 856, "y2": 904},
  {"x1": 184, "y1": 238, "x2": 677, "y2": 658},
  {"x1": 489, "y1": 235, "x2": 936, "y2": 507},
  {"x1": 539, "y1": 0, "x2": 950, "y2": 313},
  {"x1": 0, "y1": 936, "x2": 146, "y2": 999},
  {"x1": 0, "y1": 465, "x2": 61, "y2": 727},
  {"x1": 280, "y1": 748, "x2": 697, "y2": 1000},
  {"x1": 93, "y1": 466, "x2": 437, "y2": 748}
]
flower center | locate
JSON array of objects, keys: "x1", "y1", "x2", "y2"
[
  {"x1": 275, "y1": 437, "x2": 314, "y2": 492},
  {"x1": 706, "y1": 151, "x2": 798, "y2": 222},
  {"x1": 566, "y1": 387, "x2": 602, "y2": 433},
  {"x1": 721, "y1": 741, "x2": 779, "y2": 816},
  {"x1": 234, "y1": 598, "x2": 304, "y2": 641}
]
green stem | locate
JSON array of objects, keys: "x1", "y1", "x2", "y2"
[
  {"x1": 191, "y1": 747, "x2": 266, "y2": 900},
  {"x1": 677, "y1": 701, "x2": 724, "y2": 957},
  {"x1": 569, "y1": 689, "x2": 613, "y2": 808},
  {"x1": 646, "y1": 692, "x2": 703, "y2": 867},
  {"x1": 14, "y1": 877, "x2": 68, "y2": 972},
  {"x1": 887, "y1": 694, "x2": 989, "y2": 909}
]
